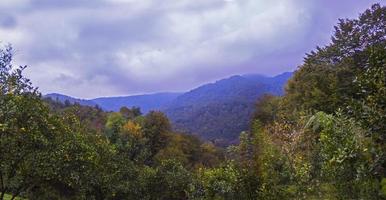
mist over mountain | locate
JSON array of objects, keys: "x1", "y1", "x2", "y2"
[{"x1": 45, "y1": 72, "x2": 292, "y2": 142}]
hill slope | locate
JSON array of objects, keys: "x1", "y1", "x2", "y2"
[
  {"x1": 164, "y1": 72, "x2": 292, "y2": 143},
  {"x1": 44, "y1": 92, "x2": 182, "y2": 113},
  {"x1": 45, "y1": 93, "x2": 97, "y2": 107},
  {"x1": 92, "y1": 93, "x2": 182, "y2": 113},
  {"x1": 45, "y1": 72, "x2": 292, "y2": 143}
]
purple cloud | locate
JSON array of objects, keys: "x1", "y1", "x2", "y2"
[{"x1": 0, "y1": 0, "x2": 382, "y2": 98}]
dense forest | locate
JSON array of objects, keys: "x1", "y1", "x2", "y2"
[
  {"x1": 45, "y1": 71, "x2": 293, "y2": 145},
  {"x1": 0, "y1": 3, "x2": 385, "y2": 200}
]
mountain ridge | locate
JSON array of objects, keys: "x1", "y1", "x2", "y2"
[
  {"x1": 44, "y1": 72, "x2": 293, "y2": 142},
  {"x1": 163, "y1": 72, "x2": 292, "y2": 143},
  {"x1": 45, "y1": 92, "x2": 182, "y2": 113}
]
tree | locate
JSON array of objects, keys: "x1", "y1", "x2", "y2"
[
  {"x1": 119, "y1": 106, "x2": 142, "y2": 120},
  {"x1": 0, "y1": 45, "x2": 48, "y2": 199},
  {"x1": 253, "y1": 94, "x2": 281, "y2": 125},
  {"x1": 143, "y1": 111, "x2": 172, "y2": 163},
  {"x1": 193, "y1": 163, "x2": 240, "y2": 200},
  {"x1": 283, "y1": 4, "x2": 386, "y2": 115},
  {"x1": 0, "y1": 45, "x2": 106, "y2": 199},
  {"x1": 349, "y1": 44, "x2": 386, "y2": 178},
  {"x1": 105, "y1": 112, "x2": 126, "y2": 144},
  {"x1": 143, "y1": 160, "x2": 192, "y2": 200},
  {"x1": 305, "y1": 112, "x2": 379, "y2": 199}
]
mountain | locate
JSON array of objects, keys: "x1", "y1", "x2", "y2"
[
  {"x1": 45, "y1": 93, "x2": 97, "y2": 107},
  {"x1": 92, "y1": 93, "x2": 182, "y2": 113},
  {"x1": 164, "y1": 72, "x2": 292, "y2": 144},
  {"x1": 44, "y1": 92, "x2": 182, "y2": 113},
  {"x1": 44, "y1": 72, "x2": 293, "y2": 144}
]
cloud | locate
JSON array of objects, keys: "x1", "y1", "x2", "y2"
[{"x1": 0, "y1": 0, "x2": 381, "y2": 98}]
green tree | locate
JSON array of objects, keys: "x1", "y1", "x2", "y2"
[
  {"x1": 193, "y1": 163, "x2": 240, "y2": 200},
  {"x1": 284, "y1": 4, "x2": 386, "y2": 116},
  {"x1": 105, "y1": 112, "x2": 126, "y2": 144},
  {"x1": 349, "y1": 44, "x2": 386, "y2": 179},
  {"x1": 253, "y1": 94, "x2": 281, "y2": 125},
  {"x1": 0, "y1": 45, "x2": 111, "y2": 200},
  {"x1": 305, "y1": 112, "x2": 379, "y2": 199},
  {"x1": 143, "y1": 111, "x2": 172, "y2": 164},
  {"x1": 119, "y1": 106, "x2": 142, "y2": 120},
  {"x1": 144, "y1": 160, "x2": 192, "y2": 200}
]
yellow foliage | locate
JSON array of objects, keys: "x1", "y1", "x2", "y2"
[{"x1": 121, "y1": 121, "x2": 142, "y2": 138}]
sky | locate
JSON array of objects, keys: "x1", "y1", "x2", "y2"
[{"x1": 0, "y1": 0, "x2": 382, "y2": 98}]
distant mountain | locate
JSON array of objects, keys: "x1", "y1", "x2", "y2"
[
  {"x1": 45, "y1": 72, "x2": 293, "y2": 144},
  {"x1": 92, "y1": 93, "x2": 182, "y2": 113},
  {"x1": 44, "y1": 92, "x2": 182, "y2": 113},
  {"x1": 164, "y1": 72, "x2": 293, "y2": 143},
  {"x1": 45, "y1": 93, "x2": 97, "y2": 107}
]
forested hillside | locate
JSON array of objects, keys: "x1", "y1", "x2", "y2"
[
  {"x1": 0, "y1": 3, "x2": 385, "y2": 200},
  {"x1": 165, "y1": 72, "x2": 292, "y2": 144},
  {"x1": 45, "y1": 92, "x2": 181, "y2": 113},
  {"x1": 46, "y1": 72, "x2": 292, "y2": 144}
]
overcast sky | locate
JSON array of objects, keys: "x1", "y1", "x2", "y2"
[{"x1": 0, "y1": 0, "x2": 382, "y2": 98}]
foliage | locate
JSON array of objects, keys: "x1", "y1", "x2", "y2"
[
  {"x1": 253, "y1": 94, "x2": 281, "y2": 125},
  {"x1": 193, "y1": 163, "x2": 240, "y2": 200},
  {"x1": 166, "y1": 73, "x2": 292, "y2": 144},
  {"x1": 283, "y1": 3, "x2": 386, "y2": 116},
  {"x1": 1, "y1": 45, "x2": 103, "y2": 199},
  {"x1": 304, "y1": 112, "x2": 379, "y2": 199},
  {"x1": 0, "y1": 3, "x2": 385, "y2": 200},
  {"x1": 278, "y1": 5, "x2": 386, "y2": 198}
]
